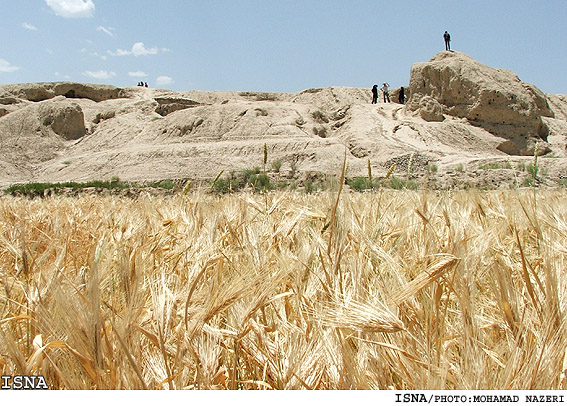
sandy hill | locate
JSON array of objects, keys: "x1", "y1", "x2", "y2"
[{"x1": 1, "y1": 51, "x2": 566, "y2": 190}]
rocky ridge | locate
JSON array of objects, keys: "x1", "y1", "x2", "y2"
[
  {"x1": 0, "y1": 52, "x2": 566, "y2": 190},
  {"x1": 406, "y1": 52, "x2": 555, "y2": 156}
]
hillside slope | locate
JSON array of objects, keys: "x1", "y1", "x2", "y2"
[{"x1": 1, "y1": 52, "x2": 566, "y2": 189}]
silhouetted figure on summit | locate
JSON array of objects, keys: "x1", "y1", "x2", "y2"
[
  {"x1": 398, "y1": 87, "x2": 406, "y2": 104},
  {"x1": 371, "y1": 85, "x2": 378, "y2": 104},
  {"x1": 444, "y1": 31, "x2": 451, "y2": 51}
]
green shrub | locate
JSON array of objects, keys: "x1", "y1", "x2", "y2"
[
  {"x1": 255, "y1": 173, "x2": 273, "y2": 191},
  {"x1": 479, "y1": 162, "x2": 512, "y2": 170},
  {"x1": 272, "y1": 160, "x2": 282, "y2": 173},
  {"x1": 427, "y1": 163, "x2": 438, "y2": 174},
  {"x1": 211, "y1": 178, "x2": 244, "y2": 194},
  {"x1": 347, "y1": 177, "x2": 372, "y2": 191},
  {"x1": 527, "y1": 163, "x2": 538, "y2": 178},
  {"x1": 523, "y1": 177, "x2": 537, "y2": 187},
  {"x1": 150, "y1": 179, "x2": 176, "y2": 190},
  {"x1": 304, "y1": 180, "x2": 314, "y2": 194},
  {"x1": 290, "y1": 162, "x2": 298, "y2": 177},
  {"x1": 385, "y1": 176, "x2": 418, "y2": 190}
]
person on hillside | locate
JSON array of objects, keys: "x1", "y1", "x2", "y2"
[
  {"x1": 144, "y1": 82, "x2": 149, "y2": 88},
  {"x1": 381, "y1": 83, "x2": 391, "y2": 103},
  {"x1": 443, "y1": 31, "x2": 451, "y2": 51},
  {"x1": 371, "y1": 85, "x2": 378, "y2": 104},
  {"x1": 398, "y1": 86, "x2": 406, "y2": 104}
]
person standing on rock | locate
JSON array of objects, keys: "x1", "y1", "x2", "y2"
[
  {"x1": 398, "y1": 87, "x2": 406, "y2": 104},
  {"x1": 443, "y1": 31, "x2": 451, "y2": 51},
  {"x1": 381, "y1": 83, "x2": 391, "y2": 103},
  {"x1": 371, "y1": 85, "x2": 378, "y2": 104}
]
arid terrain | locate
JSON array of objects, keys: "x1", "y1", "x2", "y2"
[{"x1": 1, "y1": 51, "x2": 566, "y2": 192}]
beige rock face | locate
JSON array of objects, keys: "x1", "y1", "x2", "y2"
[
  {"x1": 0, "y1": 82, "x2": 122, "y2": 103},
  {"x1": 0, "y1": 67, "x2": 566, "y2": 189},
  {"x1": 406, "y1": 51, "x2": 554, "y2": 155},
  {"x1": 38, "y1": 99, "x2": 86, "y2": 140},
  {"x1": 419, "y1": 96, "x2": 444, "y2": 122}
]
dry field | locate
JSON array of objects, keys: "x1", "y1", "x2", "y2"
[{"x1": 0, "y1": 188, "x2": 566, "y2": 390}]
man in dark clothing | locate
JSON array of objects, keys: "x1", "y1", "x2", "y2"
[
  {"x1": 371, "y1": 85, "x2": 378, "y2": 104},
  {"x1": 444, "y1": 31, "x2": 451, "y2": 51},
  {"x1": 398, "y1": 87, "x2": 406, "y2": 104}
]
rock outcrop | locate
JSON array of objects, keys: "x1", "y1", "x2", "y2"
[
  {"x1": 0, "y1": 82, "x2": 123, "y2": 103},
  {"x1": 418, "y1": 96, "x2": 444, "y2": 122},
  {"x1": 406, "y1": 51, "x2": 554, "y2": 155},
  {"x1": 38, "y1": 98, "x2": 86, "y2": 140},
  {"x1": 0, "y1": 54, "x2": 566, "y2": 189},
  {"x1": 154, "y1": 97, "x2": 202, "y2": 116}
]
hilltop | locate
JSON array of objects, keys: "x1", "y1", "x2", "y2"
[{"x1": 1, "y1": 51, "x2": 566, "y2": 191}]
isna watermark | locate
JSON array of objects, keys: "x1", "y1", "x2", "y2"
[{"x1": 1, "y1": 375, "x2": 48, "y2": 390}]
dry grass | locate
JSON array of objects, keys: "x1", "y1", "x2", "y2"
[{"x1": 0, "y1": 188, "x2": 566, "y2": 390}]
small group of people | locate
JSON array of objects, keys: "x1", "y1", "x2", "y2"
[
  {"x1": 371, "y1": 83, "x2": 405, "y2": 104},
  {"x1": 370, "y1": 31, "x2": 451, "y2": 106},
  {"x1": 137, "y1": 82, "x2": 149, "y2": 88}
]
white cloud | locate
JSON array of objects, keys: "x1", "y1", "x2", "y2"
[
  {"x1": 54, "y1": 72, "x2": 71, "y2": 80},
  {"x1": 109, "y1": 49, "x2": 129, "y2": 57},
  {"x1": 132, "y1": 42, "x2": 158, "y2": 56},
  {"x1": 110, "y1": 42, "x2": 164, "y2": 57},
  {"x1": 45, "y1": 0, "x2": 95, "y2": 18},
  {"x1": 88, "y1": 51, "x2": 108, "y2": 60},
  {"x1": 83, "y1": 70, "x2": 116, "y2": 80},
  {"x1": 0, "y1": 59, "x2": 20, "y2": 73},
  {"x1": 97, "y1": 26, "x2": 115, "y2": 37},
  {"x1": 156, "y1": 76, "x2": 174, "y2": 86},
  {"x1": 22, "y1": 22, "x2": 38, "y2": 31},
  {"x1": 94, "y1": 53, "x2": 108, "y2": 61},
  {"x1": 128, "y1": 71, "x2": 148, "y2": 78}
]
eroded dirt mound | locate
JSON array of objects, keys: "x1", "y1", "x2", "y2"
[
  {"x1": 1, "y1": 53, "x2": 566, "y2": 190},
  {"x1": 406, "y1": 51, "x2": 554, "y2": 156}
]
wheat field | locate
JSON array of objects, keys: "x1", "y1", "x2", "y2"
[{"x1": 0, "y1": 188, "x2": 566, "y2": 390}]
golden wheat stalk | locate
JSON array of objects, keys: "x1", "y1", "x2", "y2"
[
  {"x1": 385, "y1": 163, "x2": 396, "y2": 180},
  {"x1": 314, "y1": 293, "x2": 404, "y2": 333},
  {"x1": 392, "y1": 255, "x2": 459, "y2": 305}
]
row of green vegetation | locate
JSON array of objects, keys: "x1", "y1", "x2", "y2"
[
  {"x1": 4, "y1": 143, "x2": 564, "y2": 197},
  {"x1": 475, "y1": 146, "x2": 550, "y2": 187},
  {"x1": 346, "y1": 176, "x2": 419, "y2": 191},
  {"x1": 478, "y1": 160, "x2": 545, "y2": 177},
  {"x1": 3, "y1": 177, "x2": 177, "y2": 197},
  {"x1": 4, "y1": 168, "x2": 565, "y2": 197}
]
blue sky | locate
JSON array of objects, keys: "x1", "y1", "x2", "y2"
[{"x1": 1, "y1": 1, "x2": 565, "y2": 93}]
